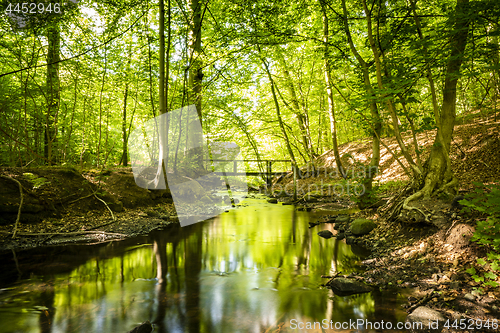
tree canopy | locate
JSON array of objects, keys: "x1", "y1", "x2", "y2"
[{"x1": 1, "y1": 0, "x2": 499, "y2": 198}]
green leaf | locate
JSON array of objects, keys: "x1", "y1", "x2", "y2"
[
  {"x1": 491, "y1": 261, "x2": 499, "y2": 271},
  {"x1": 484, "y1": 272, "x2": 498, "y2": 280},
  {"x1": 465, "y1": 267, "x2": 476, "y2": 275},
  {"x1": 484, "y1": 281, "x2": 499, "y2": 287},
  {"x1": 477, "y1": 258, "x2": 487, "y2": 265},
  {"x1": 472, "y1": 275, "x2": 484, "y2": 282}
]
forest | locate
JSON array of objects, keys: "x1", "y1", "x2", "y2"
[
  {"x1": 1, "y1": 0, "x2": 500, "y2": 332},
  {"x1": 0, "y1": 0, "x2": 497, "y2": 177}
]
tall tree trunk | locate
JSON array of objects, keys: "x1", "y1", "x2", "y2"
[
  {"x1": 260, "y1": 56, "x2": 297, "y2": 171},
  {"x1": 340, "y1": 0, "x2": 381, "y2": 203},
  {"x1": 418, "y1": 0, "x2": 470, "y2": 198},
  {"x1": 159, "y1": 0, "x2": 166, "y2": 116},
  {"x1": 153, "y1": 0, "x2": 169, "y2": 188},
  {"x1": 121, "y1": 82, "x2": 129, "y2": 166},
  {"x1": 96, "y1": 44, "x2": 108, "y2": 167},
  {"x1": 277, "y1": 53, "x2": 314, "y2": 163},
  {"x1": 402, "y1": 0, "x2": 471, "y2": 218},
  {"x1": 361, "y1": 0, "x2": 420, "y2": 178},
  {"x1": 188, "y1": 0, "x2": 203, "y2": 122},
  {"x1": 186, "y1": 0, "x2": 205, "y2": 172},
  {"x1": 320, "y1": 0, "x2": 346, "y2": 179},
  {"x1": 45, "y1": 24, "x2": 60, "y2": 165}
]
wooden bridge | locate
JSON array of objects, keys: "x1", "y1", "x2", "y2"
[{"x1": 207, "y1": 159, "x2": 292, "y2": 186}]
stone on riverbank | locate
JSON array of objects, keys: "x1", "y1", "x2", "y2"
[
  {"x1": 127, "y1": 320, "x2": 153, "y2": 333},
  {"x1": 335, "y1": 215, "x2": 350, "y2": 223},
  {"x1": 267, "y1": 198, "x2": 278, "y2": 204},
  {"x1": 350, "y1": 219, "x2": 376, "y2": 236},
  {"x1": 406, "y1": 306, "x2": 446, "y2": 332},
  {"x1": 329, "y1": 277, "x2": 372, "y2": 295},
  {"x1": 317, "y1": 230, "x2": 334, "y2": 239}
]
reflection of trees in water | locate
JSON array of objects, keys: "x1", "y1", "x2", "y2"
[
  {"x1": 151, "y1": 224, "x2": 204, "y2": 333},
  {"x1": 329, "y1": 292, "x2": 375, "y2": 323},
  {"x1": 38, "y1": 277, "x2": 55, "y2": 333},
  {"x1": 185, "y1": 228, "x2": 202, "y2": 333},
  {"x1": 6, "y1": 205, "x2": 406, "y2": 333}
]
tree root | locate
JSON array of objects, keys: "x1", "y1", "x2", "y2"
[
  {"x1": 402, "y1": 190, "x2": 430, "y2": 223},
  {"x1": 384, "y1": 182, "x2": 412, "y2": 220},
  {"x1": 93, "y1": 193, "x2": 116, "y2": 221},
  {"x1": 434, "y1": 176, "x2": 458, "y2": 197},
  {"x1": 68, "y1": 188, "x2": 116, "y2": 221},
  {"x1": 68, "y1": 192, "x2": 95, "y2": 204},
  {"x1": 0, "y1": 175, "x2": 23, "y2": 238},
  {"x1": 388, "y1": 200, "x2": 404, "y2": 221}
]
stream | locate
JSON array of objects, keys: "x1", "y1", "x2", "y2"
[{"x1": 0, "y1": 196, "x2": 409, "y2": 332}]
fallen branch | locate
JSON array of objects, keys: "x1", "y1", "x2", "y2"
[
  {"x1": 321, "y1": 271, "x2": 342, "y2": 286},
  {"x1": 68, "y1": 192, "x2": 95, "y2": 204},
  {"x1": 68, "y1": 189, "x2": 116, "y2": 221},
  {"x1": 0, "y1": 230, "x2": 126, "y2": 237},
  {"x1": 0, "y1": 175, "x2": 23, "y2": 238},
  {"x1": 93, "y1": 193, "x2": 116, "y2": 221}
]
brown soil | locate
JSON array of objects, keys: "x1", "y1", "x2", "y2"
[{"x1": 0, "y1": 167, "x2": 177, "y2": 251}]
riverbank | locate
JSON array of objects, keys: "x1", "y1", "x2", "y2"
[
  {"x1": 0, "y1": 167, "x2": 179, "y2": 251},
  {"x1": 268, "y1": 183, "x2": 500, "y2": 329},
  {"x1": 262, "y1": 113, "x2": 500, "y2": 330}
]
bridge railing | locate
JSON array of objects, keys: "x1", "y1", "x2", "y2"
[
  {"x1": 204, "y1": 159, "x2": 297, "y2": 199},
  {"x1": 204, "y1": 159, "x2": 292, "y2": 185}
]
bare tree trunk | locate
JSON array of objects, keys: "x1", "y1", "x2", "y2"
[
  {"x1": 400, "y1": 0, "x2": 471, "y2": 221},
  {"x1": 96, "y1": 44, "x2": 108, "y2": 167},
  {"x1": 260, "y1": 56, "x2": 297, "y2": 170},
  {"x1": 121, "y1": 82, "x2": 129, "y2": 166},
  {"x1": 320, "y1": 0, "x2": 346, "y2": 179},
  {"x1": 186, "y1": 0, "x2": 205, "y2": 172},
  {"x1": 45, "y1": 24, "x2": 60, "y2": 165},
  {"x1": 188, "y1": 0, "x2": 204, "y2": 122},
  {"x1": 340, "y1": 0, "x2": 381, "y2": 204},
  {"x1": 277, "y1": 52, "x2": 314, "y2": 163},
  {"x1": 361, "y1": 0, "x2": 420, "y2": 178}
]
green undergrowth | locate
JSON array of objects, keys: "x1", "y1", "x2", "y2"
[{"x1": 461, "y1": 182, "x2": 500, "y2": 291}]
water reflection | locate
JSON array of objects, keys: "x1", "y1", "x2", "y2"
[{"x1": 0, "y1": 198, "x2": 407, "y2": 332}]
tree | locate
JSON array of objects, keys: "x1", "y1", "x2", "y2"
[
  {"x1": 340, "y1": 0, "x2": 382, "y2": 204},
  {"x1": 45, "y1": 22, "x2": 60, "y2": 165},
  {"x1": 320, "y1": 0, "x2": 346, "y2": 179},
  {"x1": 407, "y1": 0, "x2": 471, "y2": 203}
]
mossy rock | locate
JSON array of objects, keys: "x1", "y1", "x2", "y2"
[
  {"x1": 350, "y1": 218, "x2": 376, "y2": 236},
  {"x1": 22, "y1": 173, "x2": 50, "y2": 189}
]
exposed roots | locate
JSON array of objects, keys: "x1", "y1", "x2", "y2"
[
  {"x1": 434, "y1": 176, "x2": 458, "y2": 197},
  {"x1": 402, "y1": 190, "x2": 430, "y2": 223}
]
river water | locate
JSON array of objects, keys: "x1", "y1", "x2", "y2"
[{"x1": 0, "y1": 197, "x2": 408, "y2": 332}]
